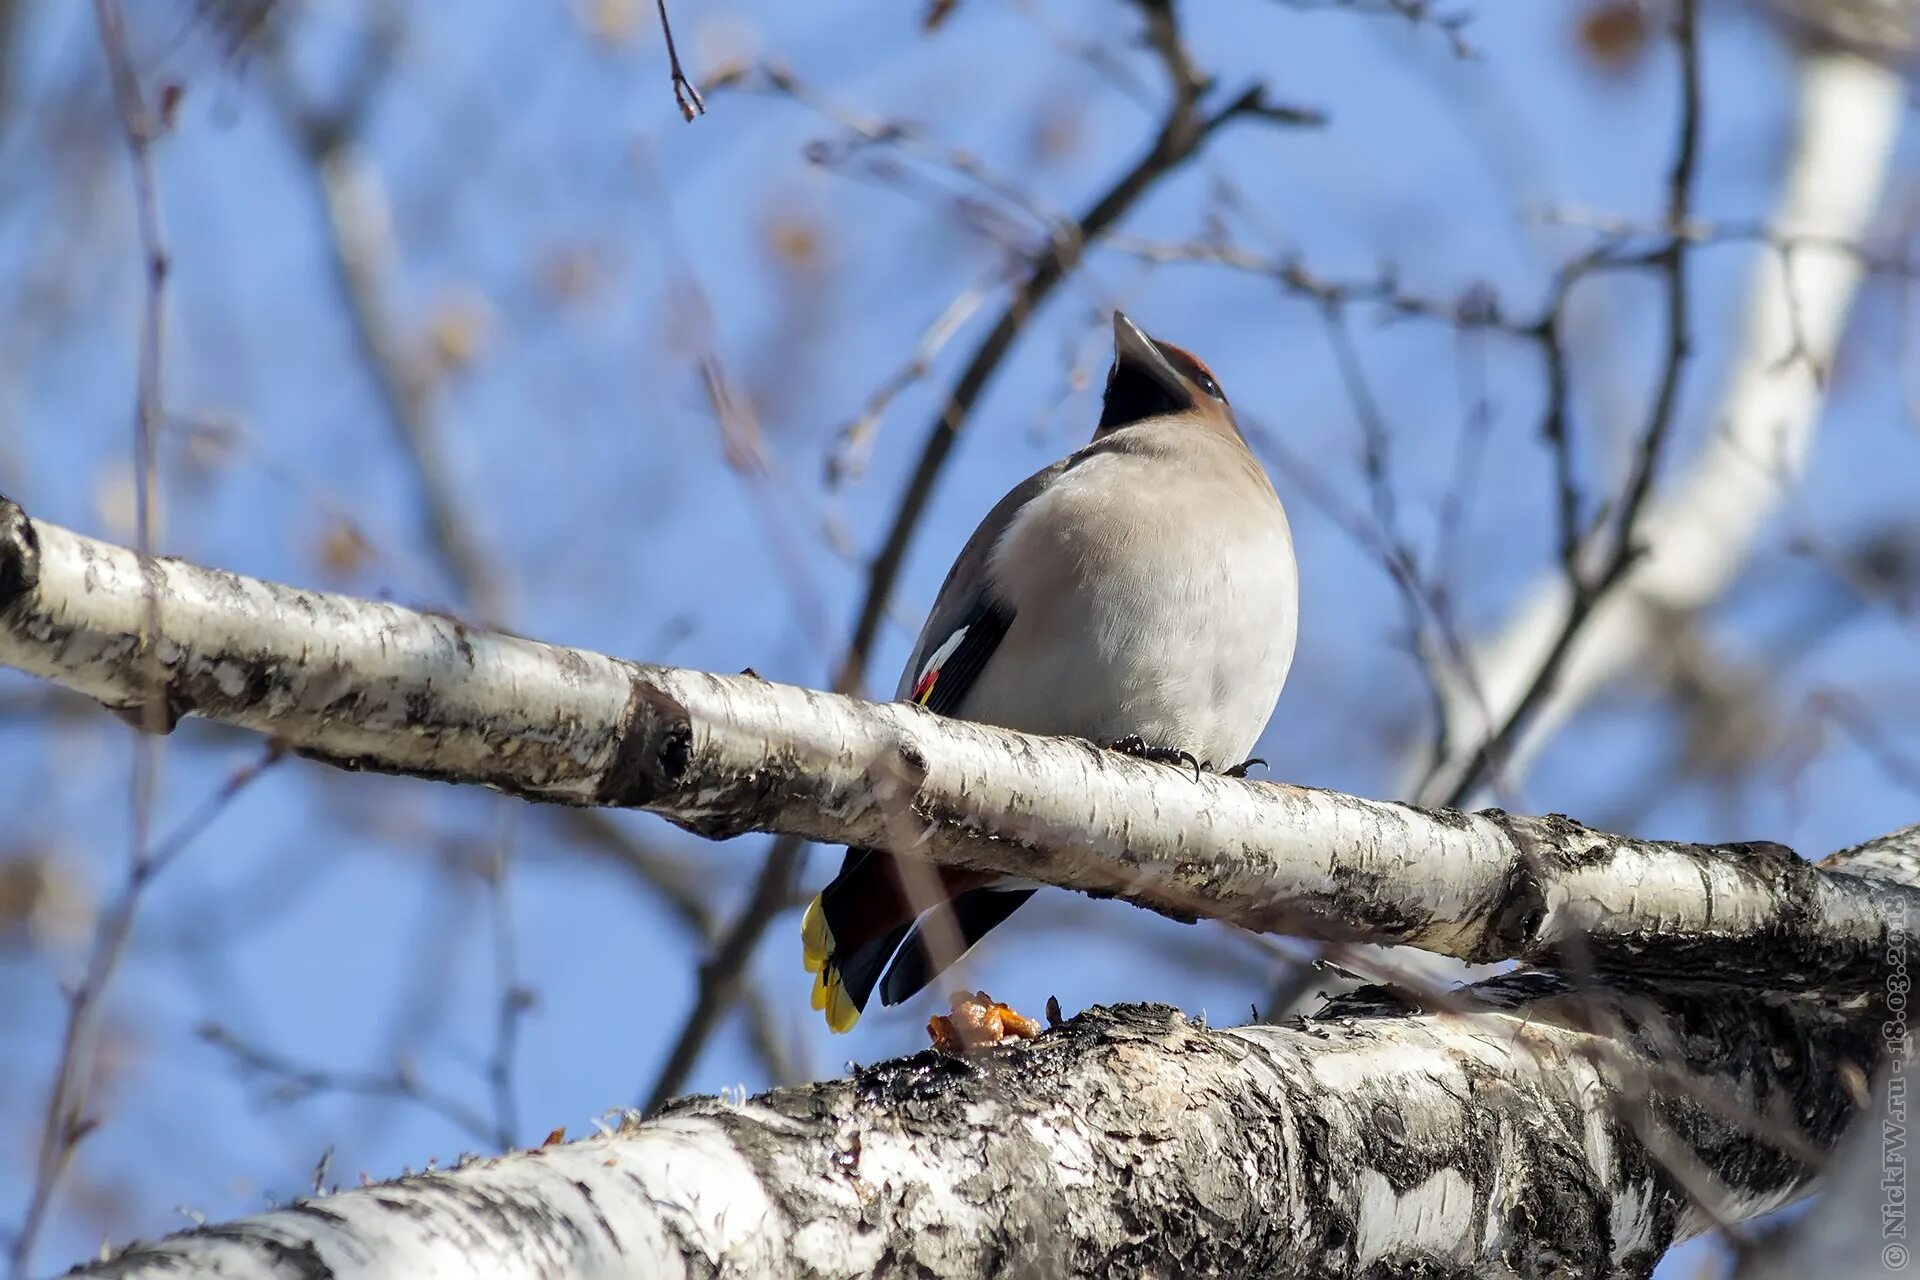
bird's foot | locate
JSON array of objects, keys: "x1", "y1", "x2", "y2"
[
  {"x1": 1106, "y1": 735, "x2": 1201, "y2": 782},
  {"x1": 1221, "y1": 757, "x2": 1267, "y2": 779}
]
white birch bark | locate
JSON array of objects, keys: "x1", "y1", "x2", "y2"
[{"x1": 69, "y1": 848, "x2": 1901, "y2": 1280}]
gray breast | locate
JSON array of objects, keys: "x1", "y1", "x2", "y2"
[{"x1": 966, "y1": 436, "x2": 1298, "y2": 765}]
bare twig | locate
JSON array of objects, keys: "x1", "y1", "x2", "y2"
[
  {"x1": 10, "y1": 7, "x2": 175, "y2": 1273},
  {"x1": 9, "y1": 742, "x2": 283, "y2": 1277},
  {"x1": 1430, "y1": 0, "x2": 1703, "y2": 807},
  {"x1": 483, "y1": 813, "x2": 529, "y2": 1151},
  {"x1": 655, "y1": 0, "x2": 703, "y2": 122},
  {"x1": 199, "y1": 1022, "x2": 498, "y2": 1147},
  {"x1": 638, "y1": 834, "x2": 805, "y2": 1114},
  {"x1": 1266, "y1": 0, "x2": 1478, "y2": 59},
  {"x1": 829, "y1": 280, "x2": 995, "y2": 487}
]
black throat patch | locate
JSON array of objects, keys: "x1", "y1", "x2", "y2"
[{"x1": 1098, "y1": 360, "x2": 1190, "y2": 432}]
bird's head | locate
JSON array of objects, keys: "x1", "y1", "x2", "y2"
[{"x1": 1096, "y1": 312, "x2": 1238, "y2": 439}]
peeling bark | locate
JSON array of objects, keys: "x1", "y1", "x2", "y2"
[{"x1": 1, "y1": 495, "x2": 1913, "y2": 993}]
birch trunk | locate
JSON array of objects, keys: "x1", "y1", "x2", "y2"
[{"x1": 74, "y1": 965, "x2": 1889, "y2": 1280}]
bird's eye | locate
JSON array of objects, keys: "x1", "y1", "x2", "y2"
[{"x1": 1196, "y1": 374, "x2": 1222, "y2": 400}]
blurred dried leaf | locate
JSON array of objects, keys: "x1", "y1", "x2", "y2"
[
  {"x1": 178, "y1": 415, "x2": 240, "y2": 473},
  {"x1": 156, "y1": 82, "x2": 186, "y2": 133},
  {"x1": 1031, "y1": 101, "x2": 1084, "y2": 162},
  {"x1": 315, "y1": 520, "x2": 370, "y2": 580},
  {"x1": 93, "y1": 465, "x2": 163, "y2": 544},
  {"x1": 537, "y1": 243, "x2": 609, "y2": 305},
  {"x1": 0, "y1": 848, "x2": 93, "y2": 949},
  {"x1": 765, "y1": 217, "x2": 824, "y2": 275},
  {"x1": 428, "y1": 291, "x2": 494, "y2": 374},
  {"x1": 1576, "y1": 0, "x2": 1649, "y2": 73},
  {"x1": 578, "y1": 0, "x2": 640, "y2": 47}
]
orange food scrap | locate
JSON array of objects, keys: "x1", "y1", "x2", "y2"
[{"x1": 927, "y1": 990, "x2": 1041, "y2": 1053}]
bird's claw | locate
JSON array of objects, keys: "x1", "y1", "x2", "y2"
[
  {"x1": 1107, "y1": 735, "x2": 1202, "y2": 782},
  {"x1": 1222, "y1": 757, "x2": 1267, "y2": 779}
]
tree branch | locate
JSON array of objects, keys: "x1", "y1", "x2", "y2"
[
  {"x1": 1, "y1": 494, "x2": 1910, "y2": 994},
  {"x1": 70, "y1": 967, "x2": 1885, "y2": 1279}
]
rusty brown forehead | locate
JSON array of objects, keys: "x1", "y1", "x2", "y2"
[{"x1": 1153, "y1": 340, "x2": 1220, "y2": 390}]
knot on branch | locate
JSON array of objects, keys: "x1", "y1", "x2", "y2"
[
  {"x1": 598, "y1": 678, "x2": 694, "y2": 808},
  {"x1": 0, "y1": 494, "x2": 41, "y2": 613}
]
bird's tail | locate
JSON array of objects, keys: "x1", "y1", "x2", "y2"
[
  {"x1": 801, "y1": 851, "x2": 912, "y2": 1033},
  {"x1": 801, "y1": 849, "x2": 1012, "y2": 1033},
  {"x1": 800, "y1": 892, "x2": 865, "y2": 1033}
]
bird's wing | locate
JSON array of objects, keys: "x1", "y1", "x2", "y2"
[
  {"x1": 803, "y1": 458, "x2": 1073, "y2": 1031},
  {"x1": 893, "y1": 456, "x2": 1071, "y2": 704}
]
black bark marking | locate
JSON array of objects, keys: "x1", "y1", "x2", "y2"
[
  {"x1": 0, "y1": 493, "x2": 40, "y2": 613},
  {"x1": 571, "y1": 1180, "x2": 621, "y2": 1250},
  {"x1": 96, "y1": 1224, "x2": 335, "y2": 1279},
  {"x1": 597, "y1": 679, "x2": 692, "y2": 808},
  {"x1": 282, "y1": 1201, "x2": 350, "y2": 1230}
]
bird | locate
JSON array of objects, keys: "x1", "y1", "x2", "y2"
[{"x1": 802, "y1": 312, "x2": 1299, "y2": 1033}]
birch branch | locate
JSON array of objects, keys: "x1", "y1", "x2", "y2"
[
  {"x1": 1415, "y1": 45, "x2": 1904, "y2": 805},
  {"x1": 69, "y1": 963, "x2": 1890, "y2": 1279},
  {"x1": 0, "y1": 493, "x2": 1912, "y2": 992}
]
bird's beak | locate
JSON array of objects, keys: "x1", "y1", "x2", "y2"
[{"x1": 1112, "y1": 312, "x2": 1187, "y2": 400}]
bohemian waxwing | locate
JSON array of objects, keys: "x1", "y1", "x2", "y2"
[{"x1": 802, "y1": 312, "x2": 1299, "y2": 1032}]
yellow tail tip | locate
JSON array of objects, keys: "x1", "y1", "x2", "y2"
[
  {"x1": 800, "y1": 896, "x2": 860, "y2": 1032},
  {"x1": 824, "y1": 974, "x2": 860, "y2": 1033},
  {"x1": 801, "y1": 895, "x2": 832, "y2": 974}
]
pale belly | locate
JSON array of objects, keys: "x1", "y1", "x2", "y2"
[{"x1": 967, "y1": 454, "x2": 1299, "y2": 766}]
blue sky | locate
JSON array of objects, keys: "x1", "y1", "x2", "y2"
[{"x1": 0, "y1": 0, "x2": 1916, "y2": 1273}]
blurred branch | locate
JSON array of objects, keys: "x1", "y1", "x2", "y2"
[
  {"x1": 9, "y1": 741, "x2": 282, "y2": 1278},
  {"x1": 637, "y1": 833, "x2": 804, "y2": 1113},
  {"x1": 261, "y1": 23, "x2": 764, "y2": 1036},
  {"x1": 482, "y1": 822, "x2": 528, "y2": 1150},
  {"x1": 261, "y1": 21, "x2": 507, "y2": 627},
  {"x1": 1431, "y1": 0, "x2": 1705, "y2": 806},
  {"x1": 3, "y1": 498, "x2": 1914, "y2": 996},
  {"x1": 1413, "y1": 39, "x2": 1905, "y2": 805},
  {"x1": 554, "y1": 808, "x2": 803, "y2": 1094},
  {"x1": 10, "y1": 5, "x2": 176, "y2": 1273},
  {"x1": 654, "y1": 0, "x2": 703, "y2": 122},
  {"x1": 829, "y1": 280, "x2": 994, "y2": 485},
  {"x1": 198, "y1": 1022, "x2": 499, "y2": 1148},
  {"x1": 1268, "y1": 0, "x2": 1478, "y2": 58},
  {"x1": 709, "y1": 63, "x2": 1075, "y2": 245},
  {"x1": 0, "y1": 0, "x2": 18, "y2": 129},
  {"x1": 554, "y1": 809, "x2": 710, "y2": 924}
]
